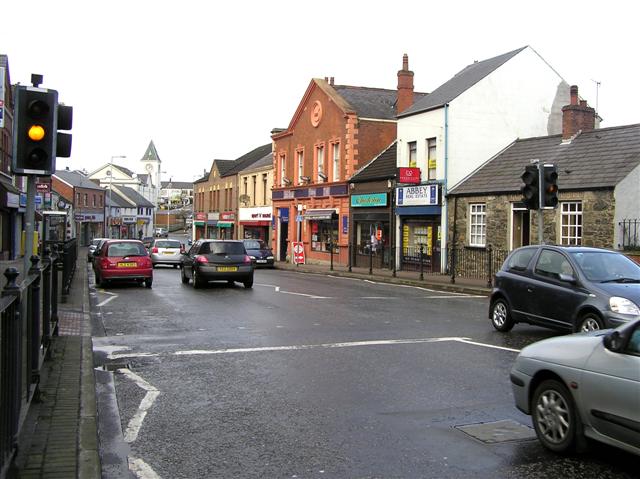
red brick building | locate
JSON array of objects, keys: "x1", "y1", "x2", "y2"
[{"x1": 272, "y1": 57, "x2": 421, "y2": 265}]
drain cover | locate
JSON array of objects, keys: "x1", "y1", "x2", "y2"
[{"x1": 455, "y1": 419, "x2": 536, "y2": 443}]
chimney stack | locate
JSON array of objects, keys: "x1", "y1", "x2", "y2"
[
  {"x1": 562, "y1": 85, "x2": 595, "y2": 140},
  {"x1": 396, "y1": 53, "x2": 414, "y2": 114}
]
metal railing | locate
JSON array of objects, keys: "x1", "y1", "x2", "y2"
[
  {"x1": 0, "y1": 240, "x2": 75, "y2": 478},
  {"x1": 619, "y1": 219, "x2": 640, "y2": 250}
]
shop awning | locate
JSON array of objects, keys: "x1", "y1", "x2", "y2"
[
  {"x1": 217, "y1": 222, "x2": 233, "y2": 228},
  {"x1": 239, "y1": 221, "x2": 271, "y2": 227},
  {"x1": 303, "y1": 209, "x2": 338, "y2": 220}
]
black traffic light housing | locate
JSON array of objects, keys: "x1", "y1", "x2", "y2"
[
  {"x1": 520, "y1": 165, "x2": 539, "y2": 210},
  {"x1": 12, "y1": 85, "x2": 73, "y2": 176},
  {"x1": 542, "y1": 164, "x2": 559, "y2": 208}
]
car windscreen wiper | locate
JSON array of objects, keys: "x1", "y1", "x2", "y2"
[{"x1": 600, "y1": 277, "x2": 640, "y2": 283}]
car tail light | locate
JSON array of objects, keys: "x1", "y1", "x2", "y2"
[
  {"x1": 152, "y1": 247, "x2": 159, "y2": 253},
  {"x1": 100, "y1": 258, "x2": 110, "y2": 269},
  {"x1": 244, "y1": 255, "x2": 252, "y2": 264},
  {"x1": 195, "y1": 255, "x2": 208, "y2": 264}
]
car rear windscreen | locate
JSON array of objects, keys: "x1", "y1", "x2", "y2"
[
  {"x1": 156, "y1": 240, "x2": 181, "y2": 248},
  {"x1": 107, "y1": 243, "x2": 148, "y2": 257},
  {"x1": 208, "y1": 242, "x2": 246, "y2": 255}
]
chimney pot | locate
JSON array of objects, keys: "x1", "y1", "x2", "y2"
[
  {"x1": 402, "y1": 53, "x2": 408, "y2": 71},
  {"x1": 570, "y1": 85, "x2": 579, "y2": 105},
  {"x1": 330, "y1": 77, "x2": 334, "y2": 86},
  {"x1": 396, "y1": 53, "x2": 415, "y2": 114},
  {"x1": 580, "y1": 100, "x2": 587, "y2": 107}
]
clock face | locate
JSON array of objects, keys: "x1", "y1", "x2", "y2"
[
  {"x1": 146, "y1": 164, "x2": 153, "y2": 172},
  {"x1": 310, "y1": 100, "x2": 323, "y2": 127}
]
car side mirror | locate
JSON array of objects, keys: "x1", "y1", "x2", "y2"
[
  {"x1": 603, "y1": 331, "x2": 623, "y2": 352},
  {"x1": 558, "y1": 273, "x2": 577, "y2": 284}
]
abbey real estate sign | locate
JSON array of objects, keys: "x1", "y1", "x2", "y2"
[{"x1": 396, "y1": 184, "x2": 439, "y2": 206}]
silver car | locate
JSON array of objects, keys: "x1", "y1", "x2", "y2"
[
  {"x1": 511, "y1": 319, "x2": 640, "y2": 456},
  {"x1": 149, "y1": 239, "x2": 183, "y2": 268}
]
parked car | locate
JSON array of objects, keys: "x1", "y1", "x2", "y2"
[
  {"x1": 242, "y1": 239, "x2": 274, "y2": 268},
  {"x1": 141, "y1": 236, "x2": 154, "y2": 249},
  {"x1": 149, "y1": 238, "x2": 184, "y2": 268},
  {"x1": 490, "y1": 245, "x2": 640, "y2": 333},
  {"x1": 154, "y1": 227, "x2": 168, "y2": 238},
  {"x1": 180, "y1": 239, "x2": 253, "y2": 289},
  {"x1": 511, "y1": 318, "x2": 640, "y2": 456},
  {"x1": 93, "y1": 239, "x2": 153, "y2": 288},
  {"x1": 88, "y1": 237, "x2": 107, "y2": 262}
]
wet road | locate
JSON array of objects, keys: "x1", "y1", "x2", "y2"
[{"x1": 91, "y1": 265, "x2": 638, "y2": 479}]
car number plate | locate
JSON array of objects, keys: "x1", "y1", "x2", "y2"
[
  {"x1": 256, "y1": 260, "x2": 267, "y2": 263},
  {"x1": 118, "y1": 262, "x2": 137, "y2": 268},
  {"x1": 217, "y1": 266, "x2": 238, "y2": 272},
  {"x1": 162, "y1": 251, "x2": 174, "y2": 255}
]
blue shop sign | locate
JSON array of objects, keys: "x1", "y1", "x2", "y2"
[{"x1": 351, "y1": 193, "x2": 388, "y2": 208}]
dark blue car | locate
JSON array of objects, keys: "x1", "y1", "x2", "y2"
[
  {"x1": 490, "y1": 245, "x2": 640, "y2": 333},
  {"x1": 242, "y1": 239, "x2": 275, "y2": 268}
]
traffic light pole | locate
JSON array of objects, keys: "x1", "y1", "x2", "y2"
[
  {"x1": 537, "y1": 162, "x2": 544, "y2": 245},
  {"x1": 23, "y1": 176, "x2": 37, "y2": 275}
]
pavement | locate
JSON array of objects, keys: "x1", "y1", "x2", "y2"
[{"x1": 6, "y1": 248, "x2": 490, "y2": 479}]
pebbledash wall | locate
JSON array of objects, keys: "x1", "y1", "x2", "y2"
[{"x1": 448, "y1": 189, "x2": 615, "y2": 252}]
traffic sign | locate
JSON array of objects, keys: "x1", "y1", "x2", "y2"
[{"x1": 292, "y1": 241, "x2": 305, "y2": 264}]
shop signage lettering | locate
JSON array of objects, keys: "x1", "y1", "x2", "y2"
[
  {"x1": 351, "y1": 193, "x2": 387, "y2": 208},
  {"x1": 398, "y1": 167, "x2": 421, "y2": 184},
  {"x1": 239, "y1": 207, "x2": 272, "y2": 222},
  {"x1": 123, "y1": 216, "x2": 136, "y2": 223},
  {"x1": 220, "y1": 212, "x2": 235, "y2": 220},
  {"x1": 396, "y1": 185, "x2": 439, "y2": 206},
  {"x1": 195, "y1": 212, "x2": 207, "y2": 220}
]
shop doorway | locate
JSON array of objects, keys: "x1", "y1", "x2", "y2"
[{"x1": 279, "y1": 220, "x2": 289, "y2": 261}]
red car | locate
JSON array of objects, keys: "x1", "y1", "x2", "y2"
[{"x1": 94, "y1": 239, "x2": 153, "y2": 288}]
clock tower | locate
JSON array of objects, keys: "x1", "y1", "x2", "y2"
[{"x1": 140, "y1": 140, "x2": 162, "y2": 205}]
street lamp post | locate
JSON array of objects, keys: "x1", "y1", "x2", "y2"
[{"x1": 108, "y1": 155, "x2": 126, "y2": 238}]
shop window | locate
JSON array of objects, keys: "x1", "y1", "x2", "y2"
[
  {"x1": 310, "y1": 220, "x2": 338, "y2": 253},
  {"x1": 356, "y1": 222, "x2": 389, "y2": 255}
]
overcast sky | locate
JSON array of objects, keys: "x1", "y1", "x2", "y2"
[{"x1": 2, "y1": 0, "x2": 638, "y2": 183}]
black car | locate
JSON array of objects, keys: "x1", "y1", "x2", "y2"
[
  {"x1": 242, "y1": 239, "x2": 274, "y2": 268},
  {"x1": 490, "y1": 245, "x2": 640, "y2": 333},
  {"x1": 180, "y1": 239, "x2": 254, "y2": 289}
]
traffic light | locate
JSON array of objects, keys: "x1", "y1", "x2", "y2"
[
  {"x1": 12, "y1": 86, "x2": 58, "y2": 175},
  {"x1": 542, "y1": 164, "x2": 559, "y2": 208},
  {"x1": 520, "y1": 165, "x2": 539, "y2": 210}
]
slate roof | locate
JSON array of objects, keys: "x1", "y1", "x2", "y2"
[
  {"x1": 114, "y1": 185, "x2": 155, "y2": 207},
  {"x1": 239, "y1": 151, "x2": 273, "y2": 172},
  {"x1": 140, "y1": 140, "x2": 161, "y2": 163},
  {"x1": 223, "y1": 144, "x2": 272, "y2": 177},
  {"x1": 106, "y1": 190, "x2": 131, "y2": 208},
  {"x1": 333, "y1": 85, "x2": 428, "y2": 120},
  {"x1": 55, "y1": 169, "x2": 104, "y2": 191},
  {"x1": 449, "y1": 123, "x2": 640, "y2": 196},
  {"x1": 161, "y1": 181, "x2": 193, "y2": 189},
  {"x1": 350, "y1": 141, "x2": 397, "y2": 183},
  {"x1": 399, "y1": 47, "x2": 527, "y2": 118},
  {"x1": 112, "y1": 164, "x2": 135, "y2": 178}
]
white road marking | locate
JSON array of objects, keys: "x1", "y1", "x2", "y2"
[
  {"x1": 98, "y1": 338, "x2": 521, "y2": 361},
  {"x1": 256, "y1": 283, "x2": 330, "y2": 299},
  {"x1": 97, "y1": 295, "x2": 118, "y2": 307},
  {"x1": 173, "y1": 337, "x2": 472, "y2": 356},
  {"x1": 118, "y1": 368, "x2": 160, "y2": 443},
  {"x1": 455, "y1": 338, "x2": 521, "y2": 353},
  {"x1": 128, "y1": 456, "x2": 162, "y2": 479}
]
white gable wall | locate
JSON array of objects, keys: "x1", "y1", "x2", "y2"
[{"x1": 614, "y1": 164, "x2": 640, "y2": 249}]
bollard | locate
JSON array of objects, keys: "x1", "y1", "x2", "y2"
[
  {"x1": 369, "y1": 241, "x2": 373, "y2": 275},
  {"x1": 348, "y1": 243, "x2": 352, "y2": 272},
  {"x1": 330, "y1": 241, "x2": 334, "y2": 271},
  {"x1": 392, "y1": 246, "x2": 396, "y2": 278},
  {"x1": 419, "y1": 244, "x2": 424, "y2": 281}
]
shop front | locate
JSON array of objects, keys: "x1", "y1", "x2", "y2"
[
  {"x1": 194, "y1": 212, "x2": 207, "y2": 240},
  {"x1": 108, "y1": 217, "x2": 121, "y2": 239},
  {"x1": 74, "y1": 212, "x2": 105, "y2": 245},
  {"x1": 239, "y1": 206, "x2": 272, "y2": 240},
  {"x1": 272, "y1": 184, "x2": 349, "y2": 266},
  {"x1": 395, "y1": 184, "x2": 442, "y2": 272},
  {"x1": 206, "y1": 212, "x2": 219, "y2": 239},
  {"x1": 350, "y1": 191, "x2": 391, "y2": 269},
  {"x1": 218, "y1": 212, "x2": 235, "y2": 239},
  {"x1": 122, "y1": 216, "x2": 137, "y2": 239}
]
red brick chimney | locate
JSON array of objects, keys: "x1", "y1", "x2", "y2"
[
  {"x1": 397, "y1": 53, "x2": 414, "y2": 114},
  {"x1": 562, "y1": 85, "x2": 595, "y2": 140}
]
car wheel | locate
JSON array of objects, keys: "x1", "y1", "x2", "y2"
[
  {"x1": 144, "y1": 278, "x2": 153, "y2": 289},
  {"x1": 193, "y1": 268, "x2": 204, "y2": 289},
  {"x1": 532, "y1": 379, "x2": 577, "y2": 453},
  {"x1": 243, "y1": 276, "x2": 254, "y2": 289},
  {"x1": 181, "y1": 267, "x2": 189, "y2": 284},
  {"x1": 577, "y1": 313, "x2": 603, "y2": 332},
  {"x1": 490, "y1": 297, "x2": 514, "y2": 332}
]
